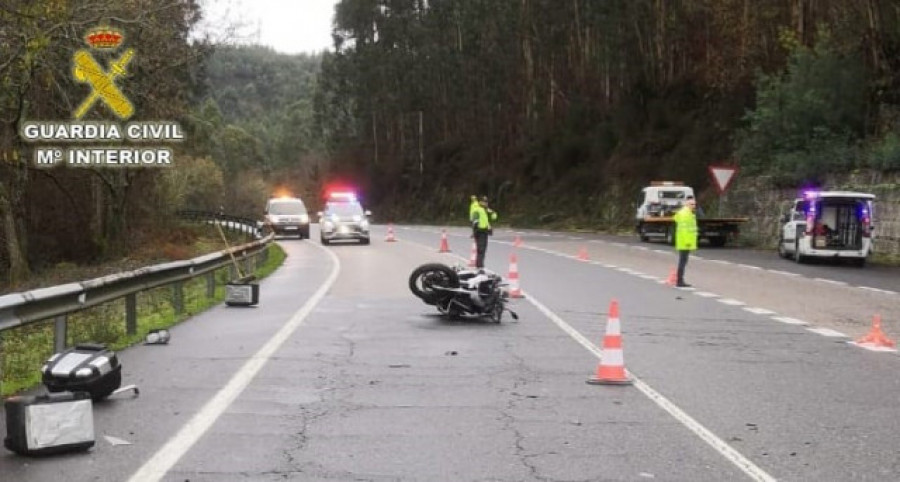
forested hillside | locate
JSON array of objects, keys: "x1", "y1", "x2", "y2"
[
  {"x1": 4, "y1": 0, "x2": 900, "y2": 288},
  {"x1": 315, "y1": 0, "x2": 900, "y2": 226}
]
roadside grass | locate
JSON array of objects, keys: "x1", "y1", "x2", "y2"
[{"x1": 0, "y1": 242, "x2": 286, "y2": 397}]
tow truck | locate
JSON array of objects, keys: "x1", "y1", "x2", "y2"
[{"x1": 635, "y1": 181, "x2": 748, "y2": 247}]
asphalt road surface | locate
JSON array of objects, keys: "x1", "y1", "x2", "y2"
[{"x1": 2, "y1": 224, "x2": 900, "y2": 481}]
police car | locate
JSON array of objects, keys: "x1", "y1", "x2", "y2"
[
  {"x1": 318, "y1": 192, "x2": 371, "y2": 245},
  {"x1": 264, "y1": 196, "x2": 310, "y2": 239}
]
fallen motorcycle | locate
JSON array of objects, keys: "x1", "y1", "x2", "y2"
[{"x1": 409, "y1": 263, "x2": 519, "y2": 322}]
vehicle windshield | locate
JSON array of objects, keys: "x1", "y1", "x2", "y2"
[
  {"x1": 326, "y1": 202, "x2": 364, "y2": 217},
  {"x1": 268, "y1": 201, "x2": 306, "y2": 215},
  {"x1": 660, "y1": 190, "x2": 689, "y2": 200}
]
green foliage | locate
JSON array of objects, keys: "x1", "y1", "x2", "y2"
[
  {"x1": 865, "y1": 133, "x2": 900, "y2": 171},
  {"x1": 736, "y1": 31, "x2": 867, "y2": 182}
]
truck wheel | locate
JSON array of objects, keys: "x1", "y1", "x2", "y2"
[
  {"x1": 777, "y1": 238, "x2": 789, "y2": 259},
  {"x1": 638, "y1": 224, "x2": 649, "y2": 242}
]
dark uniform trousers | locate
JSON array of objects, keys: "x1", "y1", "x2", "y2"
[{"x1": 474, "y1": 229, "x2": 490, "y2": 268}]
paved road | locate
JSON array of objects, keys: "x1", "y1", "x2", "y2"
[{"x1": 2, "y1": 224, "x2": 900, "y2": 481}]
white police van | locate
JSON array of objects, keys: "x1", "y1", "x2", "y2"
[{"x1": 777, "y1": 190, "x2": 875, "y2": 266}]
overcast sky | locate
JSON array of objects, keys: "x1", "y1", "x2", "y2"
[{"x1": 197, "y1": 0, "x2": 340, "y2": 54}]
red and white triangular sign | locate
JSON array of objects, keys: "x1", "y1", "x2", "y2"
[{"x1": 708, "y1": 165, "x2": 738, "y2": 194}]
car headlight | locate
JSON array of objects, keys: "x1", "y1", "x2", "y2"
[
  {"x1": 300, "y1": 214, "x2": 309, "y2": 223},
  {"x1": 352, "y1": 215, "x2": 362, "y2": 222},
  {"x1": 323, "y1": 221, "x2": 334, "y2": 230},
  {"x1": 360, "y1": 220, "x2": 369, "y2": 229}
]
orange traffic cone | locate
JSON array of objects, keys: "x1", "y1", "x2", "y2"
[
  {"x1": 577, "y1": 246, "x2": 590, "y2": 261},
  {"x1": 468, "y1": 241, "x2": 477, "y2": 267},
  {"x1": 385, "y1": 224, "x2": 397, "y2": 242},
  {"x1": 665, "y1": 268, "x2": 677, "y2": 286},
  {"x1": 507, "y1": 252, "x2": 523, "y2": 298},
  {"x1": 513, "y1": 235, "x2": 523, "y2": 247},
  {"x1": 855, "y1": 314, "x2": 895, "y2": 348},
  {"x1": 587, "y1": 300, "x2": 632, "y2": 385},
  {"x1": 438, "y1": 229, "x2": 451, "y2": 253}
]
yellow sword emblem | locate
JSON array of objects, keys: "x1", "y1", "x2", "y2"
[{"x1": 72, "y1": 48, "x2": 135, "y2": 120}]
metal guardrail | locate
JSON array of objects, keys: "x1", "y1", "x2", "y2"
[
  {"x1": 176, "y1": 210, "x2": 264, "y2": 237},
  {"x1": 0, "y1": 213, "x2": 274, "y2": 358}
]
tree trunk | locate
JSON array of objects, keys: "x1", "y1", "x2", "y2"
[{"x1": 0, "y1": 177, "x2": 29, "y2": 284}]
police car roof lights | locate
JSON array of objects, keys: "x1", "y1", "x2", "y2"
[{"x1": 327, "y1": 191, "x2": 357, "y2": 202}]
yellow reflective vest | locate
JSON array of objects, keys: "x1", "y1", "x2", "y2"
[
  {"x1": 672, "y1": 205, "x2": 698, "y2": 251},
  {"x1": 471, "y1": 204, "x2": 498, "y2": 230}
]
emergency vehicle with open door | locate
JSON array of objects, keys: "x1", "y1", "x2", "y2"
[{"x1": 777, "y1": 190, "x2": 875, "y2": 266}]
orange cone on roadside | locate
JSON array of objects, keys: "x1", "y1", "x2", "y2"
[
  {"x1": 513, "y1": 235, "x2": 523, "y2": 247},
  {"x1": 587, "y1": 300, "x2": 632, "y2": 386},
  {"x1": 665, "y1": 268, "x2": 677, "y2": 286},
  {"x1": 577, "y1": 246, "x2": 590, "y2": 261},
  {"x1": 507, "y1": 252, "x2": 523, "y2": 298},
  {"x1": 855, "y1": 314, "x2": 895, "y2": 348},
  {"x1": 385, "y1": 224, "x2": 397, "y2": 242},
  {"x1": 438, "y1": 229, "x2": 451, "y2": 252},
  {"x1": 468, "y1": 241, "x2": 477, "y2": 267}
]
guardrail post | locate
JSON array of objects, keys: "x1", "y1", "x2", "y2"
[
  {"x1": 126, "y1": 293, "x2": 137, "y2": 335},
  {"x1": 229, "y1": 264, "x2": 237, "y2": 280},
  {"x1": 206, "y1": 272, "x2": 215, "y2": 298},
  {"x1": 54, "y1": 315, "x2": 68, "y2": 353},
  {"x1": 173, "y1": 281, "x2": 184, "y2": 315},
  {"x1": 244, "y1": 256, "x2": 253, "y2": 276}
]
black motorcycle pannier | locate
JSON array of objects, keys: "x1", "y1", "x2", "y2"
[
  {"x1": 42, "y1": 343, "x2": 122, "y2": 400},
  {"x1": 4, "y1": 391, "x2": 95, "y2": 456}
]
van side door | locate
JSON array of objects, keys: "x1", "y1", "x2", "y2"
[{"x1": 782, "y1": 200, "x2": 805, "y2": 245}]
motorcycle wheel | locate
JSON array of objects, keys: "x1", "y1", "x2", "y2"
[
  {"x1": 409, "y1": 263, "x2": 460, "y2": 305},
  {"x1": 490, "y1": 298, "x2": 503, "y2": 323}
]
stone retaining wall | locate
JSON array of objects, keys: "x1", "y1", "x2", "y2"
[{"x1": 722, "y1": 170, "x2": 900, "y2": 257}]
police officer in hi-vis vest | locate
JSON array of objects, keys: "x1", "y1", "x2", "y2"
[
  {"x1": 672, "y1": 196, "x2": 698, "y2": 287},
  {"x1": 470, "y1": 195, "x2": 498, "y2": 269}
]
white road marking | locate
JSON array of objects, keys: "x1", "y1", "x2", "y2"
[
  {"x1": 847, "y1": 342, "x2": 897, "y2": 353},
  {"x1": 128, "y1": 244, "x2": 342, "y2": 482},
  {"x1": 813, "y1": 278, "x2": 847, "y2": 286},
  {"x1": 858, "y1": 286, "x2": 897, "y2": 295},
  {"x1": 693, "y1": 292, "x2": 719, "y2": 298},
  {"x1": 772, "y1": 316, "x2": 809, "y2": 326},
  {"x1": 522, "y1": 294, "x2": 777, "y2": 482},
  {"x1": 737, "y1": 264, "x2": 762, "y2": 270},
  {"x1": 743, "y1": 307, "x2": 777, "y2": 316},
  {"x1": 717, "y1": 298, "x2": 746, "y2": 306},
  {"x1": 806, "y1": 327, "x2": 848, "y2": 338},
  {"x1": 767, "y1": 270, "x2": 800, "y2": 277}
]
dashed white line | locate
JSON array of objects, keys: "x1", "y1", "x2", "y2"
[
  {"x1": 848, "y1": 342, "x2": 897, "y2": 353},
  {"x1": 766, "y1": 269, "x2": 800, "y2": 277},
  {"x1": 744, "y1": 307, "x2": 777, "y2": 316},
  {"x1": 717, "y1": 298, "x2": 746, "y2": 306},
  {"x1": 806, "y1": 327, "x2": 848, "y2": 338},
  {"x1": 813, "y1": 278, "x2": 848, "y2": 286},
  {"x1": 737, "y1": 264, "x2": 762, "y2": 270},
  {"x1": 773, "y1": 316, "x2": 809, "y2": 326},
  {"x1": 693, "y1": 291, "x2": 719, "y2": 298}
]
